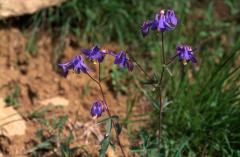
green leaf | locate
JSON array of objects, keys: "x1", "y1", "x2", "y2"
[
  {"x1": 97, "y1": 115, "x2": 119, "y2": 125},
  {"x1": 99, "y1": 137, "x2": 110, "y2": 157},
  {"x1": 60, "y1": 143, "x2": 71, "y2": 157},
  {"x1": 52, "y1": 115, "x2": 68, "y2": 132},
  {"x1": 27, "y1": 141, "x2": 53, "y2": 153},
  {"x1": 28, "y1": 106, "x2": 53, "y2": 119},
  {"x1": 58, "y1": 133, "x2": 75, "y2": 157},
  {"x1": 106, "y1": 119, "x2": 112, "y2": 135},
  {"x1": 4, "y1": 84, "x2": 20, "y2": 108},
  {"x1": 38, "y1": 119, "x2": 50, "y2": 127},
  {"x1": 35, "y1": 128, "x2": 44, "y2": 140}
]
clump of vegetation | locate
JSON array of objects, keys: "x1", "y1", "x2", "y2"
[
  {"x1": 0, "y1": 0, "x2": 239, "y2": 156},
  {"x1": 4, "y1": 84, "x2": 20, "y2": 108},
  {"x1": 28, "y1": 112, "x2": 91, "y2": 157}
]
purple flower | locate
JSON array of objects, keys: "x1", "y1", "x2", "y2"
[
  {"x1": 58, "y1": 55, "x2": 90, "y2": 77},
  {"x1": 111, "y1": 51, "x2": 134, "y2": 71},
  {"x1": 176, "y1": 45, "x2": 197, "y2": 65},
  {"x1": 165, "y1": 10, "x2": 178, "y2": 27},
  {"x1": 141, "y1": 20, "x2": 154, "y2": 37},
  {"x1": 91, "y1": 101, "x2": 105, "y2": 118},
  {"x1": 81, "y1": 46, "x2": 106, "y2": 63},
  {"x1": 154, "y1": 9, "x2": 178, "y2": 31},
  {"x1": 141, "y1": 9, "x2": 178, "y2": 36}
]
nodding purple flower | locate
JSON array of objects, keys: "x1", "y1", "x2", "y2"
[
  {"x1": 111, "y1": 51, "x2": 134, "y2": 71},
  {"x1": 176, "y1": 45, "x2": 197, "y2": 65},
  {"x1": 58, "y1": 55, "x2": 90, "y2": 77},
  {"x1": 141, "y1": 20, "x2": 154, "y2": 37},
  {"x1": 141, "y1": 9, "x2": 178, "y2": 36},
  {"x1": 91, "y1": 101, "x2": 105, "y2": 118},
  {"x1": 81, "y1": 46, "x2": 106, "y2": 63}
]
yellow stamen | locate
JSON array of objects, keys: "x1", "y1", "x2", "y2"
[
  {"x1": 183, "y1": 60, "x2": 187, "y2": 65},
  {"x1": 93, "y1": 60, "x2": 98, "y2": 64}
]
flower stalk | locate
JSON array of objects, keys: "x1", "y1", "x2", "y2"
[
  {"x1": 86, "y1": 64, "x2": 126, "y2": 157},
  {"x1": 158, "y1": 32, "x2": 165, "y2": 153}
]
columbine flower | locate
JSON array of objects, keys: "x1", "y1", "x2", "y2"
[
  {"x1": 141, "y1": 9, "x2": 178, "y2": 36},
  {"x1": 111, "y1": 51, "x2": 134, "y2": 71},
  {"x1": 81, "y1": 46, "x2": 106, "y2": 63},
  {"x1": 58, "y1": 55, "x2": 90, "y2": 77},
  {"x1": 176, "y1": 45, "x2": 197, "y2": 65},
  {"x1": 141, "y1": 21, "x2": 154, "y2": 37},
  {"x1": 155, "y1": 10, "x2": 178, "y2": 31},
  {"x1": 91, "y1": 101, "x2": 105, "y2": 118}
]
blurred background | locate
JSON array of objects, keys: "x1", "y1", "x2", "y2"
[{"x1": 0, "y1": 0, "x2": 239, "y2": 156}]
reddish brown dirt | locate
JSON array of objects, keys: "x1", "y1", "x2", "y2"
[{"x1": 0, "y1": 28, "x2": 149, "y2": 157}]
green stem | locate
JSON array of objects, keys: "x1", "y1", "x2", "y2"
[
  {"x1": 98, "y1": 62, "x2": 101, "y2": 81},
  {"x1": 158, "y1": 32, "x2": 165, "y2": 153}
]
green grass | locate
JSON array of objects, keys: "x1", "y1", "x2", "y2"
[
  {"x1": 4, "y1": 84, "x2": 20, "y2": 108},
  {"x1": 160, "y1": 47, "x2": 240, "y2": 157},
  {"x1": 130, "y1": 39, "x2": 240, "y2": 157}
]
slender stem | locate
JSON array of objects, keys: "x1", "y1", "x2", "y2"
[
  {"x1": 161, "y1": 33, "x2": 166, "y2": 64},
  {"x1": 129, "y1": 51, "x2": 176, "y2": 83},
  {"x1": 86, "y1": 69, "x2": 126, "y2": 157},
  {"x1": 98, "y1": 62, "x2": 101, "y2": 81},
  {"x1": 98, "y1": 81, "x2": 126, "y2": 157},
  {"x1": 166, "y1": 54, "x2": 178, "y2": 66},
  {"x1": 158, "y1": 32, "x2": 165, "y2": 153},
  {"x1": 86, "y1": 72, "x2": 99, "y2": 84},
  {"x1": 129, "y1": 54, "x2": 152, "y2": 80}
]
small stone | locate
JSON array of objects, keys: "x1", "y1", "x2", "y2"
[
  {"x1": 0, "y1": 0, "x2": 66, "y2": 18},
  {"x1": 0, "y1": 98, "x2": 26, "y2": 137},
  {"x1": 40, "y1": 96, "x2": 69, "y2": 107}
]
